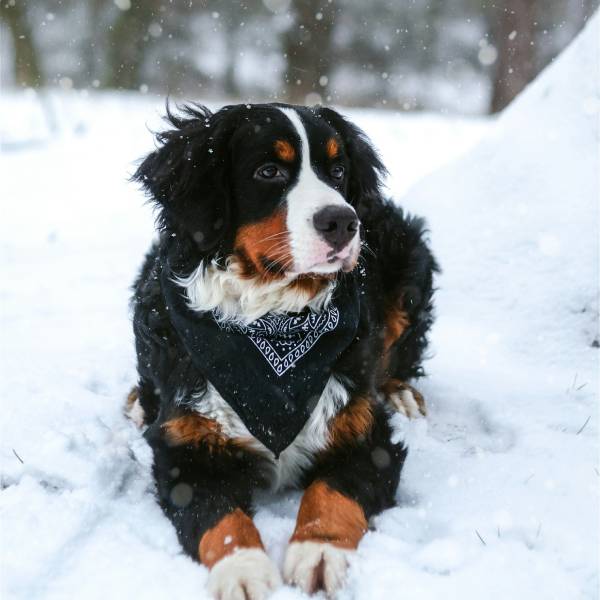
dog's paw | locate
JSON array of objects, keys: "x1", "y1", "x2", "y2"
[
  {"x1": 283, "y1": 541, "x2": 350, "y2": 597},
  {"x1": 207, "y1": 548, "x2": 281, "y2": 600},
  {"x1": 385, "y1": 382, "x2": 426, "y2": 418},
  {"x1": 124, "y1": 387, "x2": 146, "y2": 428}
]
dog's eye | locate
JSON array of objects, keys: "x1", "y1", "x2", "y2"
[
  {"x1": 255, "y1": 164, "x2": 285, "y2": 181},
  {"x1": 330, "y1": 165, "x2": 345, "y2": 180}
]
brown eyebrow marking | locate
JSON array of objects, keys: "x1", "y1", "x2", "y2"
[
  {"x1": 274, "y1": 139, "x2": 295, "y2": 162},
  {"x1": 326, "y1": 137, "x2": 339, "y2": 158}
]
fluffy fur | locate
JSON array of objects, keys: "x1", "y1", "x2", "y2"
[
  {"x1": 190, "y1": 376, "x2": 351, "y2": 490},
  {"x1": 129, "y1": 102, "x2": 438, "y2": 599},
  {"x1": 283, "y1": 541, "x2": 350, "y2": 596},
  {"x1": 207, "y1": 548, "x2": 281, "y2": 600},
  {"x1": 176, "y1": 258, "x2": 335, "y2": 325}
]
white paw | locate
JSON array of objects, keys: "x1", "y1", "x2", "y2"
[
  {"x1": 125, "y1": 397, "x2": 146, "y2": 428},
  {"x1": 283, "y1": 541, "x2": 350, "y2": 597},
  {"x1": 207, "y1": 548, "x2": 281, "y2": 600},
  {"x1": 389, "y1": 388, "x2": 425, "y2": 419}
]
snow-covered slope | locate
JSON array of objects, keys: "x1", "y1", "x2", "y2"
[
  {"x1": 402, "y1": 12, "x2": 599, "y2": 368},
  {"x1": 387, "y1": 14, "x2": 599, "y2": 600},
  {"x1": 1, "y1": 14, "x2": 598, "y2": 600}
]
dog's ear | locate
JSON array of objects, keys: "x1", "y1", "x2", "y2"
[
  {"x1": 319, "y1": 107, "x2": 387, "y2": 215},
  {"x1": 133, "y1": 103, "x2": 241, "y2": 253}
]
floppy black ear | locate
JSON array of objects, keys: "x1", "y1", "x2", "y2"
[
  {"x1": 133, "y1": 103, "x2": 240, "y2": 253},
  {"x1": 319, "y1": 107, "x2": 387, "y2": 215}
]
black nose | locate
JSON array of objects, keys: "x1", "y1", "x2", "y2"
[{"x1": 313, "y1": 205, "x2": 359, "y2": 252}]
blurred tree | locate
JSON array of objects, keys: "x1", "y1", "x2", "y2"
[
  {"x1": 81, "y1": 0, "x2": 110, "y2": 86},
  {"x1": 2, "y1": 0, "x2": 596, "y2": 113},
  {"x1": 105, "y1": 0, "x2": 161, "y2": 90},
  {"x1": 331, "y1": 0, "x2": 404, "y2": 108},
  {"x1": 490, "y1": 0, "x2": 537, "y2": 113},
  {"x1": 0, "y1": 0, "x2": 43, "y2": 87},
  {"x1": 283, "y1": 0, "x2": 337, "y2": 103}
]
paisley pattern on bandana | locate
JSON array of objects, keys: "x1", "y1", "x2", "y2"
[{"x1": 217, "y1": 307, "x2": 340, "y2": 376}]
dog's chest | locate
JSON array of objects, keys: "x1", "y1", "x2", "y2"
[
  {"x1": 166, "y1": 266, "x2": 360, "y2": 454},
  {"x1": 191, "y1": 376, "x2": 349, "y2": 489}
]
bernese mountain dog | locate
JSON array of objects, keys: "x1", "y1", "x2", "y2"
[{"x1": 127, "y1": 102, "x2": 437, "y2": 599}]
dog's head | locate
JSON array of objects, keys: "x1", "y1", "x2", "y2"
[{"x1": 134, "y1": 103, "x2": 385, "y2": 278}]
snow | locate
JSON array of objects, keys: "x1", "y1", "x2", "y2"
[{"x1": 1, "y1": 14, "x2": 598, "y2": 600}]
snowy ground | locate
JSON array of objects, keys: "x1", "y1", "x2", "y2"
[{"x1": 1, "y1": 16, "x2": 599, "y2": 600}]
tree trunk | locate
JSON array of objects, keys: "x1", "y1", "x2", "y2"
[
  {"x1": 490, "y1": 0, "x2": 537, "y2": 113},
  {"x1": 81, "y1": 0, "x2": 106, "y2": 86},
  {"x1": 0, "y1": 0, "x2": 43, "y2": 87},
  {"x1": 283, "y1": 0, "x2": 336, "y2": 104},
  {"x1": 105, "y1": 0, "x2": 160, "y2": 90},
  {"x1": 222, "y1": 21, "x2": 239, "y2": 99}
]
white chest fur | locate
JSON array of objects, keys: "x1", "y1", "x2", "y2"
[
  {"x1": 190, "y1": 376, "x2": 350, "y2": 490},
  {"x1": 172, "y1": 247, "x2": 350, "y2": 488}
]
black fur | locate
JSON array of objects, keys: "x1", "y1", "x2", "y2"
[
  {"x1": 145, "y1": 422, "x2": 269, "y2": 558},
  {"x1": 130, "y1": 102, "x2": 438, "y2": 568}
]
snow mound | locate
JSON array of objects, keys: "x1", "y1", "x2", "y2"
[
  {"x1": 402, "y1": 13, "x2": 599, "y2": 366},
  {"x1": 386, "y1": 14, "x2": 599, "y2": 600}
]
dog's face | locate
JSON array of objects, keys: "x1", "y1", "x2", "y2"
[
  {"x1": 230, "y1": 107, "x2": 360, "y2": 276},
  {"x1": 135, "y1": 103, "x2": 385, "y2": 279}
]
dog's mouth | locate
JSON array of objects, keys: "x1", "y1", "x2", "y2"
[
  {"x1": 287, "y1": 237, "x2": 361, "y2": 277},
  {"x1": 323, "y1": 252, "x2": 357, "y2": 272}
]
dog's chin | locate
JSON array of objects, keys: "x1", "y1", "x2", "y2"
[
  {"x1": 290, "y1": 256, "x2": 358, "y2": 278},
  {"x1": 287, "y1": 238, "x2": 360, "y2": 279}
]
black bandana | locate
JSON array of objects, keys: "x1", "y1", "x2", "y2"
[{"x1": 161, "y1": 266, "x2": 360, "y2": 455}]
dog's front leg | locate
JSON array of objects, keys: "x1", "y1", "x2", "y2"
[
  {"x1": 284, "y1": 480, "x2": 367, "y2": 596},
  {"x1": 284, "y1": 400, "x2": 407, "y2": 597},
  {"x1": 145, "y1": 413, "x2": 281, "y2": 600}
]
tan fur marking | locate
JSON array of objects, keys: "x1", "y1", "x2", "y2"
[
  {"x1": 162, "y1": 414, "x2": 258, "y2": 455},
  {"x1": 126, "y1": 386, "x2": 138, "y2": 411},
  {"x1": 199, "y1": 509, "x2": 264, "y2": 568},
  {"x1": 326, "y1": 137, "x2": 339, "y2": 159},
  {"x1": 328, "y1": 396, "x2": 374, "y2": 448},
  {"x1": 274, "y1": 139, "x2": 296, "y2": 162},
  {"x1": 162, "y1": 414, "x2": 225, "y2": 448},
  {"x1": 234, "y1": 209, "x2": 291, "y2": 280},
  {"x1": 383, "y1": 302, "x2": 410, "y2": 352},
  {"x1": 290, "y1": 481, "x2": 367, "y2": 549}
]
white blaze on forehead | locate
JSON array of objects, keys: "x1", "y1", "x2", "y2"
[
  {"x1": 277, "y1": 107, "x2": 356, "y2": 274},
  {"x1": 277, "y1": 107, "x2": 311, "y2": 166}
]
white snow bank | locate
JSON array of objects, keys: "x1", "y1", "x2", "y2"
[
  {"x1": 402, "y1": 12, "x2": 599, "y2": 367},
  {"x1": 384, "y1": 13, "x2": 599, "y2": 600},
  {"x1": 1, "y1": 13, "x2": 598, "y2": 600}
]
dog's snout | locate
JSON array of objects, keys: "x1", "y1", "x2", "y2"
[{"x1": 312, "y1": 205, "x2": 359, "y2": 251}]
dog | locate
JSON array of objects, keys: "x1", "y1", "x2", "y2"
[{"x1": 127, "y1": 102, "x2": 437, "y2": 599}]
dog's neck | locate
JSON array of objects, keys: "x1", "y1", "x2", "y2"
[{"x1": 174, "y1": 257, "x2": 336, "y2": 325}]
